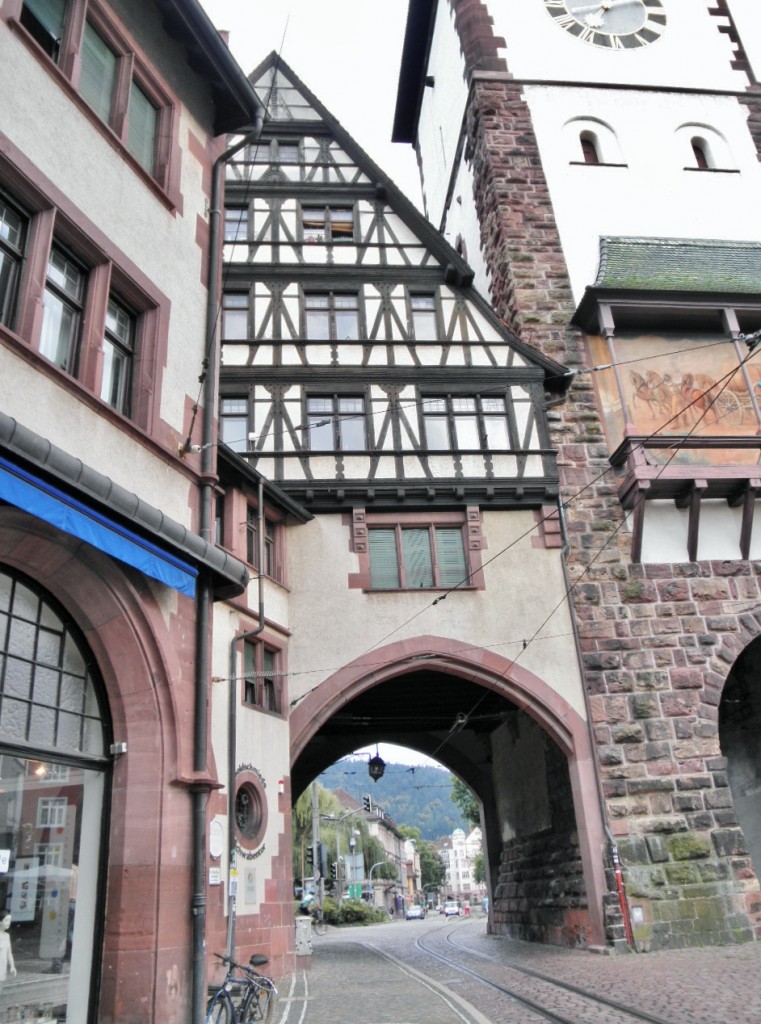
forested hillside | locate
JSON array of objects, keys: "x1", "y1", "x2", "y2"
[{"x1": 314, "y1": 758, "x2": 468, "y2": 840}]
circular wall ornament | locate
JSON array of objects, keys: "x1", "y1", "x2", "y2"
[{"x1": 543, "y1": 0, "x2": 667, "y2": 49}]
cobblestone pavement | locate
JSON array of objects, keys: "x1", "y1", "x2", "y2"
[{"x1": 271, "y1": 916, "x2": 761, "y2": 1024}]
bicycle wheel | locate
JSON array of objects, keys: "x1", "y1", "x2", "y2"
[
  {"x1": 243, "y1": 983, "x2": 275, "y2": 1023},
  {"x1": 313, "y1": 916, "x2": 327, "y2": 936},
  {"x1": 206, "y1": 990, "x2": 234, "y2": 1024}
]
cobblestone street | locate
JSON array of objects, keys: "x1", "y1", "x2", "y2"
[{"x1": 271, "y1": 916, "x2": 761, "y2": 1024}]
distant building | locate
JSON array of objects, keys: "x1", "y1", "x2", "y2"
[{"x1": 439, "y1": 827, "x2": 483, "y2": 901}]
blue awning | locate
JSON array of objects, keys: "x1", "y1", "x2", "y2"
[{"x1": 0, "y1": 456, "x2": 197, "y2": 597}]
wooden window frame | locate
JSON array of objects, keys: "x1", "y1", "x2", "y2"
[
  {"x1": 301, "y1": 203, "x2": 355, "y2": 244},
  {"x1": 6, "y1": 0, "x2": 178, "y2": 196},
  {"x1": 0, "y1": 161, "x2": 167, "y2": 436},
  {"x1": 348, "y1": 508, "x2": 486, "y2": 592},
  {"x1": 421, "y1": 392, "x2": 512, "y2": 452},
  {"x1": 303, "y1": 291, "x2": 362, "y2": 342},
  {"x1": 305, "y1": 392, "x2": 368, "y2": 451},
  {"x1": 0, "y1": 191, "x2": 29, "y2": 329},
  {"x1": 242, "y1": 639, "x2": 285, "y2": 717},
  {"x1": 245, "y1": 504, "x2": 283, "y2": 583}
]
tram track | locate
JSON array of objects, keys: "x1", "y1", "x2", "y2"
[{"x1": 413, "y1": 925, "x2": 680, "y2": 1024}]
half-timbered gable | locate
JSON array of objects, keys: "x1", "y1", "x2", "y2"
[{"x1": 220, "y1": 54, "x2": 569, "y2": 512}]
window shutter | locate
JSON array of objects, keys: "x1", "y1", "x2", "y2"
[
  {"x1": 436, "y1": 529, "x2": 466, "y2": 586},
  {"x1": 402, "y1": 529, "x2": 434, "y2": 588},
  {"x1": 369, "y1": 530, "x2": 400, "y2": 589},
  {"x1": 78, "y1": 24, "x2": 117, "y2": 123},
  {"x1": 127, "y1": 82, "x2": 157, "y2": 173}
]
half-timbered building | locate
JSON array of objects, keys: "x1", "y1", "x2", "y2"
[{"x1": 216, "y1": 53, "x2": 615, "y2": 953}]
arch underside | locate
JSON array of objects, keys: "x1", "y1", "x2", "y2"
[{"x1": 290, "y1": 636, "x2": 608, "y2": 947}]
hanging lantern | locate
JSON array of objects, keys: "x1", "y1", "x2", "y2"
[{"x1": 368, "y1": 753, "x2": 386, "y2": 782}]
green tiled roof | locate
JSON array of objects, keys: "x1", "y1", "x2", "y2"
[{"x1": 595, "y1": 237, "x2": 761, "y2": 293}]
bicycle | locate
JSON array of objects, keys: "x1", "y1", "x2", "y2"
[
  {"x1": 206, "y1": 952, "x2": 277, "y2": 1024},
  {"x1": 311, "y1": 905, "x2": 327, "y2": 936}
]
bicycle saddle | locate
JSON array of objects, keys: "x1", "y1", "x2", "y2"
[{"x1": 249, "y1": 954, "x2": 269, "y2": 967}]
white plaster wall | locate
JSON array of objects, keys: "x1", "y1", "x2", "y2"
[
  {"x1": 639, "y1": 498, "x2": 760, "y2": 563},
  {"x1": 209, "y1": 601, "x2": 292, "y2": 914},
  {"x1": 416, "y1": 1, "x2": 470, "y2": 227},
  {"x1": 285, "y1": 509, "x2": 587, "y2": 718},
  {"x1": 525, "y1": 86, "x2": 761, "y2": 300},
  {"x1": 0, "y1": 11, "x2": 215, "y2": 520},
  {"x1": 490, "y1": 0, "x2": 747, "y2": 93}
]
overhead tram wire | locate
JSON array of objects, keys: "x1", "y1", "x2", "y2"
[
  {"x1": 420, "y1": 338, "x2": 761, "y2": 762},
  {"x1": 356, "y1": 342, "x2": 761, "y2": 664},
  {"x1": 277, "y1": 345, "x2": 761, "y2": 705}
]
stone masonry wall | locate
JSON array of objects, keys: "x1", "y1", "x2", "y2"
[
  {"x1": 493, "y1": 739, "x2": 590, "y2": 947},
  {"x1": 462, "y1": 63, "x2": 761, "y2": 948}
]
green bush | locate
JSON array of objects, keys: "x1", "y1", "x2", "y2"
[{"x1": 325, "y1": 898, "x2": 387, "y2": 927}]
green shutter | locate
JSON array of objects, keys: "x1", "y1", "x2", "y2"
[
  {"x1": 436, "y1": 528, "x2": 466, "y2": 586},
  {"x1": 402, "y1": 529, "x2": 434, "y2": 588},
  {"x1": 78, "y1": 23, "x2": 116, "y2": 123},
  {"x1": 127, "y1": 82, "x2": 157, "y2": 173},
  {"x1": 369, "y1": 530, "x2": 400, "y2": 589}
]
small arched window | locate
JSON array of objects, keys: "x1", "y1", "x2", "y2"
[
  {"x1": 677, "y1": 124, "x2": 735, "y2": 172},
  {"x1": 691, "y1": 138, "x2": 710, "y2": 169},
  {"x1": 580, "y1": 132, "x2": 600, "y2": 165},
  {"x1": 564, "y1": 118, "x2": 624, "y2": 166}
]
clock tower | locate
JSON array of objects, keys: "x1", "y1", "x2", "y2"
[{"x1": 395, "y1": 0, "x2": 761, "y2": 951}]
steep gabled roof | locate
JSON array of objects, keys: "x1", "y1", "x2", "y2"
[{"x1": 245, "y1": 52, "x2": 570, "y2": 391}]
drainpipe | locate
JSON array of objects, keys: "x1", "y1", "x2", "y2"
[
  {"x1": 192, "y1": 110, "x2": 265, "y2": 1024},
  {"x1": 556, "y1": 497, "x2": 635, "y2": 950},
  {"x1": 226, "y1": 476, "x2": 266, "y2": 958}
]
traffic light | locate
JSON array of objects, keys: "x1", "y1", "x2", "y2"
[
  {"x1": 362, "y1": 794, "x2": 372, "y2": 813},
  {"x1": 330, "y1": 862, "x2": 338, "y2": 880},
  {"x1": 306, "y1": 844, "x2": 314, "y2": 866}
]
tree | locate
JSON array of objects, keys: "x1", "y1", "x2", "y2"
[
  {"x1": 450, "y1": 777, "x2": 480, "y2": 828},
  {"x1": 419, "y1": 841, "x2": 446, "y2": 890},
  {"x1": 473, "y1": 852, "x2": 485, "y2": 885}
]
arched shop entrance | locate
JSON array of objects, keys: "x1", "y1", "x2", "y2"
[
  {"x1": 0, "y1": 566, "x2": 110, "y2": 1023},
  {"x1": 290, "y1": 636, "x2": 609, "y2": 948}
]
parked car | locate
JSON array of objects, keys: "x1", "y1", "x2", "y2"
[
  {"x1": 405, "y1": 903, "x2": 426, "y2": 920},
  {"x1": 443, "y1": 900, "x2": 461, "y2": 917}
]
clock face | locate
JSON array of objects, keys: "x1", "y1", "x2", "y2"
[{"x1": 544, "y1": 0, "x2": 667, "y2": 49}]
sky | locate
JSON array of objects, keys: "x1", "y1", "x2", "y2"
[{"x1": 198, "y1": 0, "x2": 422, "y2": 205}]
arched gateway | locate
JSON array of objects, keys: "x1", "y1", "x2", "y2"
[{"x1": 290, "y1": 636, "x2": 608, "y2": 948}]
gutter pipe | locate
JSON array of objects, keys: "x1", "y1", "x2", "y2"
[
  {"x1": 192, "y1": 108, "x2": 265, "y2": 1024},
  {"x1": 556, "y1": 496, "x2": 635, "y2": 950}
]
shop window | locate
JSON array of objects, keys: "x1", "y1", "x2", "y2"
[
  {"x1": 306, "y1": 394, "x2": 366, "y2": 450},
  {"x1": 243, "y1": 641, "x2": 283, "y2": 715},
  {"x1": 15, "y1": 2, "x2": 174, "y2": 185},
  {"x1": 0, "y1": 566, "x2": 108, "y2": 1021}
]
